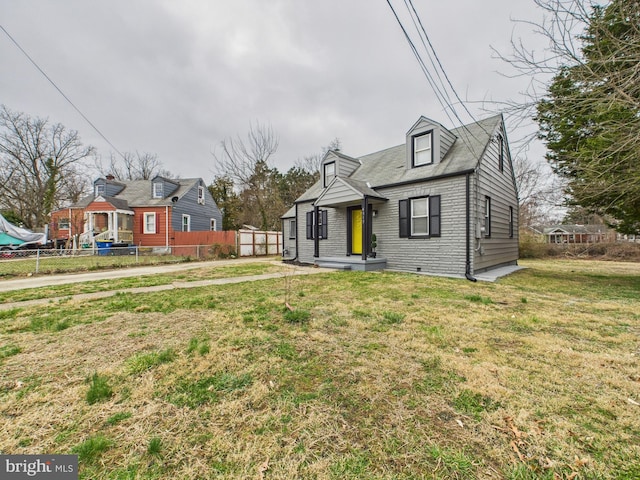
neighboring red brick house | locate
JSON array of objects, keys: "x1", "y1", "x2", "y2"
[{"x1": 51, "y1": 176, "x2": 222, "y2": 248}]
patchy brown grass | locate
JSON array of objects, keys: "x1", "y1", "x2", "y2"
[{"x1": 0, "y1": 259, "x2": 639, "y2": 479}]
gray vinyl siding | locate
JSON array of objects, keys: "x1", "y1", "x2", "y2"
[
  {"x1": 439, "y1": 128, "x2": 457, "y2": 162},
  {"x1": 152, "y1": 178, "x2": 179, "y2": 198},
  {"x1": 95, "y1": 179, "x2": 125, "y2": 197},
  {"x1": 472, "y1": 126, "x2": 519, "y2": 273},
  {"x1": 317, "y1": 181, "x2": 357, "y2": 206},
  {"x1": 297, "y1": 201, "x2": 316, "y2": 262},
  {"x1": 320, "y1": 208, "x2": 347, "y2": 257},
  {"x1": 171, "y1": 180, "x2": 222, "y2": 232},
  {"x1": 338, "y1": 158, "x2": 360, "y2": 177},
  {"x1": 375, "y1": 177, "x2": 468, "y2": 276},
  {"x1": 296, "y1": 203, "x2": 348, "y2": 261},
  {"x1": 282, "y1": 217, "x2": 296, "y2": 259}
]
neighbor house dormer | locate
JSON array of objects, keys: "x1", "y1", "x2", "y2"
[
  {"x1": 151, "y1": 176, "x2": 179, "y2": 199},
  {"x1": 321, "y1": 150, "x2": 361, "y2": 188},
  {"x1": 405, "y1": 117, "x2": 457, "y2": 169},
  {"x1": 94, "y1": 176, "x2": 125, "y2": 197}
]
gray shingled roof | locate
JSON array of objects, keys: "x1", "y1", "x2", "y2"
[
  {"x1": 296, "y1": 114, "x2": 502, "y2": 203},
  {"x1": 71, "y1": 178, "x2": 201, "y2": 209}
]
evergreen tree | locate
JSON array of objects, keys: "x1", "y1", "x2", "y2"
[{"x1": 536, "y1": 1, "x2": 640, "y2": 233}]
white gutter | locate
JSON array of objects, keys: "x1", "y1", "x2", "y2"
[{"x1": 165, "y1": 205, "x2": 169, "y2": 250}]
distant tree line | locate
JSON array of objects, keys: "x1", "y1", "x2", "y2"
[
  {"x1": 209, "y1": 122, "x2": 338, "y2": 231},
  {"x1": 0, "y1": 106, "x2": 332, "y2": 234}
]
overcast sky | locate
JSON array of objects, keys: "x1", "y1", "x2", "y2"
[{"x1": 1, "y1": 0, "x2": 548, "y2": 181}]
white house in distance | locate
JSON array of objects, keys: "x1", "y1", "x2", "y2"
[{"x1": 282, "y1": 114, "x2": 519, "y2": 280}]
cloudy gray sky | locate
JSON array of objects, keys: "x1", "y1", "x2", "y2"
[{"x1": 1, "y1": 0, "x2": 547, "y2": 180}]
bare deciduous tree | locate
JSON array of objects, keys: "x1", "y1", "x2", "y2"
[
  {"x1": 496, "y1": 0, "x2": 640, "y2": 233},
  {"x1": 294, "y1": 137, "x2": 342, "y2": 175},
  {"x1": 96, "y1": 151, "x2": 171, "y2": 180},
  {"x1": 0, "y1": 105, "x2": 95, "y2": 228},
  {"x1": 212, "y1": 122, "x2": 282, "y2": 230}
]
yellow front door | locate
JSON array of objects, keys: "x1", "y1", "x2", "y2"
[{"x1": 351, "y1": 208, "x2": 362, "y2": 255}]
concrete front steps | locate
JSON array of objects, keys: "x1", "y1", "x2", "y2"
[{"x1": 314, "y1": 256, "x2": 387, "y2": 271}]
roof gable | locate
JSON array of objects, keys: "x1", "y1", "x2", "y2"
[{"x1": 293, "y1": 114, "x2": 503, "y2": 204}]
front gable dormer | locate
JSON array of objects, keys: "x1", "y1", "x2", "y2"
[
  {"x1": 94, "y1": 177, "x2": 125, "y2": 197},
  {"x1": 321, "y1": 150, "x2": 360, "y2": 188},
  {"x1": 406, "y1": 117, "x2": 457, "y2": 169},
  {"x1": 151, "y1": 176, "x2": 179, "y2": 199}
]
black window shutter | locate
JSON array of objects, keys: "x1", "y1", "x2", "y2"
[
  {"x1": 306, "y1": 211, "x2": 314, "y2": 239},
  {"x1": 399, "y1": 199, "x2": 409, "y2": 238},
  {"x1": 321, "y1": 210, "x2": 328, "y2": 239},
  {"x1": 429, "y1": 196, "x2": 440, "y2": 237}
]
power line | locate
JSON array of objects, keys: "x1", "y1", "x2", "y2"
[
  {"x1": 385, "y1": 0, "x2": 493, "y2": 154},
  {"x1": 405, "y1": 0, "x2": 484, "y2": 130},
  {"x1": 384, "y1": 0, "x2": 460, "y2": 129},
  {"x1": 0, "y1": 24, "x2": 125, "y2": 159}
]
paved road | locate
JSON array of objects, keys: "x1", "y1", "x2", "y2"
[{"x1": 0, "y1": 258, "x2": 330, "y2": 310}]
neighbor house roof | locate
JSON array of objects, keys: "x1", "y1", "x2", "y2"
[
  {"x1": 543, "y1": 224, "x2": 610, "y2": 235},
  {"x1": 296, "y1": 114, "x2": 502, "y2": 203},
  {"x1": 70, "y1": 178, "x2": 202, "y2": 209}
]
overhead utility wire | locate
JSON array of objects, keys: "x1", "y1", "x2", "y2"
[
  {"x1": 401, "y1": 0, "x2": 455, "y2": 107},
  {"x1": 386, "y1": 0, "x2": 489, "y2": 155},
  {"x1": 0, "y1": 24, "x2": 126, "y2": 160},
  {"x1": 385, "y1": 0, "x2": 479, "y2": 156},
  {"x1": 384, "y1": 0, "x2": 460, "y2": 130},
  {"x1": 402, "y1": 0, "x2": 489, "y2": 148},
  {"x1": 405, "y1": 0, "x2": 487, "y2": 134}
]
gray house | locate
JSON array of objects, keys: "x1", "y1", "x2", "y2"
[{"x1": 282, "y1": 114, "x2": 519, "y2": 279}]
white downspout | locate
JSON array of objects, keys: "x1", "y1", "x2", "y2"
[{"x1": 165, "y1": 206, "x2": 169, "y2": 251}]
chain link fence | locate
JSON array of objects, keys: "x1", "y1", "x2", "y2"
[{"x1": 0, "y1": 243, "x2": 239, "y2": 278}]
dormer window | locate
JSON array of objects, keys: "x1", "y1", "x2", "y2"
[
  {"x1": 413, "y1": 131, "x2": 433, "y2": 166},
  {"x1": 153, "y1": 182, "x2": 164, "y2": 198},
  {"x1": 324, "y1": 162, "x2": 336, "y2": 187},
  {"x1": 497, "y1": 134, "x2": 504, "y2": 172},
  {"x1": 95, "y1": 184, "x2": 106, "y2": 196}
]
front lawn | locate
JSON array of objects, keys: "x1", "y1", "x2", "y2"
[{"x1": 0, "y1": 259, "x2": 638, "y2": 479}]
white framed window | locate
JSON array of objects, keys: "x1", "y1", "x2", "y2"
[
  {"x1": 289, "y1": 219, "x2": 296, "y2": 240},
  {"x1": 198, "y1": 186, "x2": 205, "y2": 205},
  {"x1": 399, "y1": 196, "x2": 440, "y2": 238},
  {"x1": 95, "y1": 184, "x2": 106, "y2": 196},
  {"x1": 497, "y1": 134, "x2": 504, "y2": 172},
  {"x1": 153, "y1": 183, "x2": 164, "y2": 198},
  {"x1": 411, "y1": 198, "x2": 429, "y2": 236},
  {"x1": 323, "y1": 162, "x2": 336, "y2": 187},
  {"x1": 413, "y1": 132, "x2": 433, "y2": 166},
  {"x1": 58, "y1": 218, "x2": 70, "y2": 230},
  {"x1": 182, "y1": 214, "x2": 191, "y2": 232},
  {"x1": 210, "y1": 218, "x2": 217, "y2": 231},
  {"x1": 143, "y1": 213, "x2": 156, "y2": 234},
  {"x1": 509, "y1": 206, "x2": 514, "y2": 238},
  {"x1": 484, "y1": 197, "x2": 491, "y2": 237}
]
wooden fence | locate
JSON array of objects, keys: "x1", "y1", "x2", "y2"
[
  {"x1": 238, "y1": 230, "x2": 282, "y2": 256},
  {"x1": 171, "y1": 230, "x2": 281, "y2": 257}
]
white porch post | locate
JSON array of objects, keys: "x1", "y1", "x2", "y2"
[
  {"x1": 87, "y1": 213, "x2": 93, "y2": 245},
  {"x1": 113, "y1": 211, "x2": 119, "y2": 243}
]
